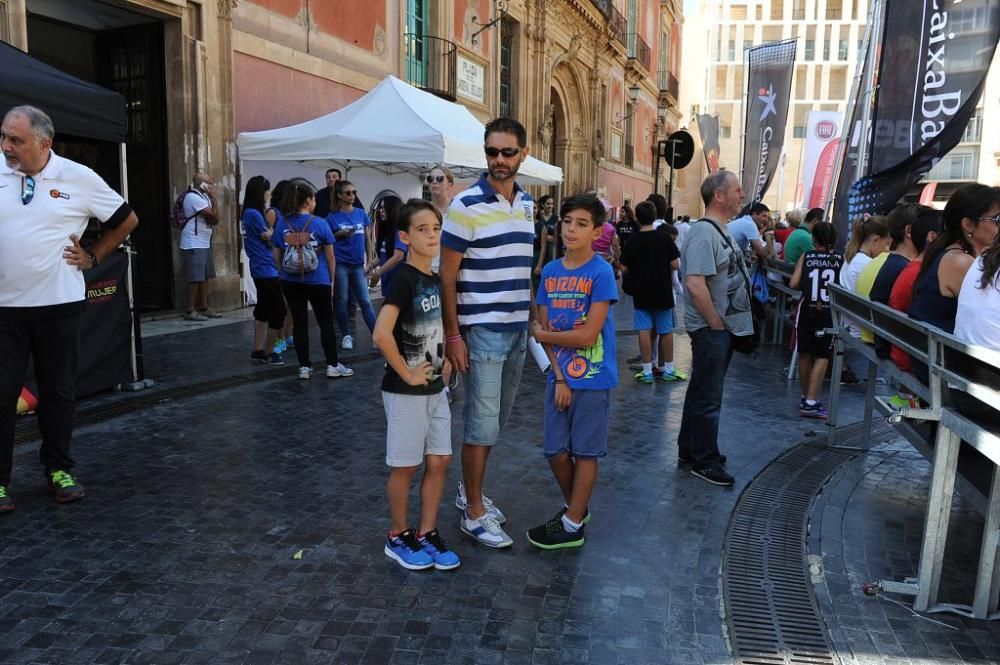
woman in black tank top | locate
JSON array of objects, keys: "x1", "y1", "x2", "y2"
[{"x1": 910, "y1": 184, "x2": 1000, "y2": 335}]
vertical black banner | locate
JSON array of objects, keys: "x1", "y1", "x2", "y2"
[
  {"x1": 740, "y1": 40, "x2": 797, "y2": 205},
  {"x1": 696, "y1": 113, "x2": 721, "y2": 172},
  {"x1": 78, "y1": 251, "x2": 133, "y2": 397},
  {"x1": 843, "y1": 0, "x2": 1000, "y2": 223}
]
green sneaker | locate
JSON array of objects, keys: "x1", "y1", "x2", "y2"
[
  {"x1": 634, "y1": 371, "x2": 654, "y2": 384},
  {"x1": 0, "y1": 485, "x2": 13, "y2": 513},
  {"x1": 656, "y1": 368, "x2": 687, "y2": 382},
  {"x1": 47, "y1": 470, "x2": 85, "y2": 504}
]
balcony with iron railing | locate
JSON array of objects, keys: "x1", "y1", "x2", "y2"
[
  {"x1": 627, "y1": 32, "x2": 652, "y2": 72},
  {"x1": 591, "y1": 0, "x2": 627, "y2": 46},
  {"x1": 657, "y1": 69, "x2": 679, "y2": 104},
  {"x1": 403, "y1": 34, "x2": 458, "y2": 101}
]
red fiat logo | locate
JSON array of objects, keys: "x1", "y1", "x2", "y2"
[{"x1": 816, "y1": 120, "x2": 837, "y2": 140}]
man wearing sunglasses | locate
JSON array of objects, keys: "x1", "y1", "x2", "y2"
[
  {"x1": 440, "y1": 118, "x2": 534, "y2": 549},
  {"x1": 0, "y1": 105, "x2": 138, "y2": 513}
]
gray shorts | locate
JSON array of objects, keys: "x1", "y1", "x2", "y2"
[
  {"x1": 382, "y1": 390, "x2": 452, "y2": 467},
  {"x1": 182, "y1": 248, "x2": 215, "y2": 282}
]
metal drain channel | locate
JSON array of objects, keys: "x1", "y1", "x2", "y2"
[
  {"x1": 15, "y1": 351, "x2": 382, "y2": 445},
  {"x1": 724, "y1": 442, "x2": 860, "y2": 665}
]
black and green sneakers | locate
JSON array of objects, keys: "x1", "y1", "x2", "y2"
[
  {"x1": 0, "y1": 485, "x2": 13, "y2": 513},
  {"x1": 526, "y1": 516, "x2": 585, "y2": 550},
  {"x1": 47, "y1": 470, "x2": 85, "y2": 503}
]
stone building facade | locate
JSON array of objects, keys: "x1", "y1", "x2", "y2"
[
  {"x1": 0, "y1": 0, "x2": 684, "y2": 311},
  {"x1": 234, "y1": 0, "x2": 684, "y2": 207}
]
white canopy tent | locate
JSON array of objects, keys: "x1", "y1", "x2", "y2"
[{"x1": 235, "y1": 75, "x2": 563, "y2": 186}]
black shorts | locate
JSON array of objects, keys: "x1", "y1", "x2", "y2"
[
  {"x1": 796, "y1": 305, "x2": 834, "y2": 359},
  {"x1": 252, "y1": 276, "x2": 286, "y2": 329}
]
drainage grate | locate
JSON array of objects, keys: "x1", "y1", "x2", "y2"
[
  {"x1": 15, "y1": 351, "x2": 382, "y2": 445},
  {"x1": 724, "y1": 442, "x2": 861, "y2": 665}
]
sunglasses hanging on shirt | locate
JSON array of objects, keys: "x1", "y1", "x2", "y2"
[{"x1": 21, "y1": 175, "x2": 35, "y2": 205}]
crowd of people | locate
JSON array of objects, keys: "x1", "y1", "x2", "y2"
[{"x1": 4, "y1": 104, "x2": 999, "y2": 586}]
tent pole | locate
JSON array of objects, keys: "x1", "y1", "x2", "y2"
[{"x1": 119, "y1": 142, "x2": 142, "y2": 384}]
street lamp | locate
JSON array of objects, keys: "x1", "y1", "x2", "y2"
[{"x1": 615, "y1": 84, "x2": 642, "y2": 126}]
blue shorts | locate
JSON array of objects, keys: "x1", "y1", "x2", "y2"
[
  {"x1": 463, "y1": 326, "x2": 527, "y2": 446},
  {"x1": 543, "y1": 383, "x2": 610, "y2": 459},
  {"x1": 633, "y1": 308, "x2": 675, "y2": 334}
]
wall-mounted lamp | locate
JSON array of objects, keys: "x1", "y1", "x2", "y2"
[
  {"x1": 614, "y1": 85, "x2": 642, "y2": 127},
  {"x1": 471, "y1": 0, "x2": 510, "y2": 45}
]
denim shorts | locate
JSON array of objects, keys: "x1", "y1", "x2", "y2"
[
  {"x1": 633, "y1": 308, "x2": 675, "y2": 334},
  {"x1": 543, "y1": 383, "x2": 610, "y2": 459},
  {"x1": 462, "y1": 326, "x2": 527, "y2": 445}
]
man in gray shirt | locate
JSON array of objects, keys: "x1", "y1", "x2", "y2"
[{"x1": 677, "y1": 171, "x2": 753, "y2": 487}]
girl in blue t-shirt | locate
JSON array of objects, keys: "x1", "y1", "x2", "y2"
[
  {"x1": 328, "y1": 179, "x2": 378, "y2": 349},
  {"x1": 372, "y1": 195, "x2": 408, "y2": 296},
  {"x1": 241, "y1": 175, "x2": 286, "y2": 365},
  {"x1": 265, "y1": 179, "x2": 294, "y2": 352},
  {"x1": 272, "y1": 182, "x2": 353, "y2": 380}
]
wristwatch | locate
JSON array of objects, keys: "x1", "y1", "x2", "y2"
[{"x1": 87, "y1": 251, "x2": 99, "y2": 267}]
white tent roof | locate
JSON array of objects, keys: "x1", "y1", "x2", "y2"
[{"x1": 236, "y1": 75, "x2": 562, "y2": 186}]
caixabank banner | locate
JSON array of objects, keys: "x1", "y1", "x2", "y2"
[
  {"x1": 740, "y1": 39, "x2": 797, "y2": 206},
  {"x1": 842, "y1": 0, "x2": 1000, "y2": 231}
]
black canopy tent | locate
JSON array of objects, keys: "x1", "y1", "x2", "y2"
[
  {"x1": 0, "y1": 40, "x2": 126, "y2": 142},
  {"x1": 0, "y1": 41, "x2": 143, "y2": 393}
]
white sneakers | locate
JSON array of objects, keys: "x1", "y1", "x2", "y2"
[
  {"x1": 455, "y1": 481, "x2": 506, "y2": 523},
  {"x1": 326, "y1": 363, "x2": 354, "y2": 378},
  {"x1": 299, "y1": 364, "x2": 353, "y2": 379},
  {"x1": 460, "y1": 512, "x2": 513, "y2": 549},
  {"x1": 341, "y1": 335, "x2": 354, "y2": 350},
  {"x1": 456, "y1": 481, "x2": 512, "y2": 548}
]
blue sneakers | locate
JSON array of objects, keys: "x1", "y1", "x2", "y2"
[
  {"x1": 384, "y1": 529, "x2": 433, "y2": 570},
  {"x1": 418, "y1": 530, "x2": 461, "y2": 570}
]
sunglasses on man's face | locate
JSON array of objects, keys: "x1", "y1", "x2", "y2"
[
  {"x1": 484, "y1": 146, "x2": 521, "y2": 158},
  {"x1": 426, "y1": 175, "x2": 446, "y2": 184}
]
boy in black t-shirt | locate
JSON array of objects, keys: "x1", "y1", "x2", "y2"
[
  {"x1": 371, "y1": 199, "x2": 458, "y2": 571},
  {"x1": 620, "y1": 201, "x2": 686, "y2": 383}
]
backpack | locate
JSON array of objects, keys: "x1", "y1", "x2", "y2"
[
  {"x1": 281, "y1": 217, "x2": 320, "y2": 275},
  {"x1": 171, "y1": 188, "x2": 200, "y2": 231}
]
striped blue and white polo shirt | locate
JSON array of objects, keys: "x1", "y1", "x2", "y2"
[{"x1": 441, "y1": 174, "x2": 535, "y2": 331}]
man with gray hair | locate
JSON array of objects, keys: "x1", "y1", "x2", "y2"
[
  {"x1": 676, "y1": 170, "x2": 753, "y2": 487},
  {"x1": 179, "y1": 172, "x2": 222, "y2": 320},
  {"x1": 0, "y1": 105, "x2": 138, "y2": 512}
]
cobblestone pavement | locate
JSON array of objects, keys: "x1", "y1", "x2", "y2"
[{"x1": 0, "y1": 304, "x2": 994, "y2": 665}]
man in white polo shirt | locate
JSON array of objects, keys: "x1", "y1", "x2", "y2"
[
  {"x1": 0, "y1": 105, "x2": 138, "y2": 513},
  {"x1": 441, "y1": 117, "x2": 534, "y2": 549}
]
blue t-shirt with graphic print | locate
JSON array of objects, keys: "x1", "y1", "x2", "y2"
[
  {"x1": 327, "y1": 207, "x2": 370, "y2": 266},
  {"x1": 535, "y1": 255, "x2": 618, "y2": 390},
  {"x1": 273, "y1": 213, "x2": 335, "y2": 285}
]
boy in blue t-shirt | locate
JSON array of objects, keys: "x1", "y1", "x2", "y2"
[{"x1": 529, "y1": 195, "x2": 618, "y2": 550}]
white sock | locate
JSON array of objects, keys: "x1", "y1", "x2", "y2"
[
  {"x1": 805, "y1": 399, "x2": 818, "y2": 406},
  {"x1": 642, "y1": 362, "x2": 652, "y2": 375},
  {"x1": 561, "y1": 514, "x2": 582, "y2": 533},
  {"x1": 662, "y1": 362, "x2": 675, "y2": 373}
]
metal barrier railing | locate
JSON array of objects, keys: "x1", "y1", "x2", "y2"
[{"x1": 827, "y1": 283, "x2": 1000, "y2": 620}]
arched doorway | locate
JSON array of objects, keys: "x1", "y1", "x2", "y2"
[{"x1": 550, "y1": 86, "x2": 569, "y2": 193}]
